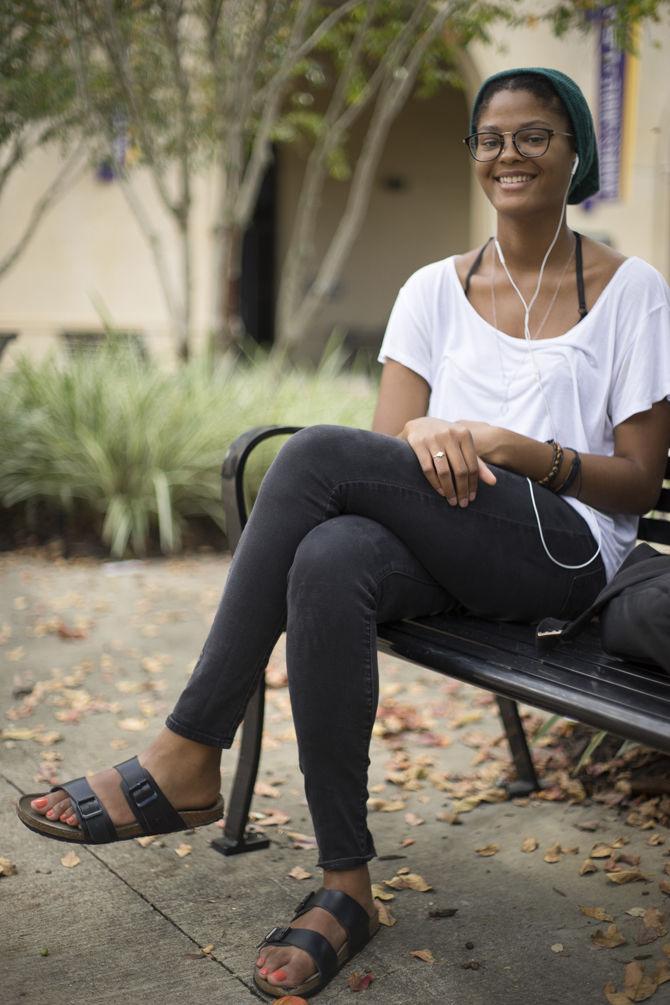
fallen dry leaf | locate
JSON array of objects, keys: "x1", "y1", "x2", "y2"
[
  {"x1": 606, "y1": 869, "x2": 648, "y2": 885},
  {"x1": 579, "y1": 859, "x2": 598, "y2": 875},
  {"x1": 543, "y1": 843, "x2": 562, "y2": 864},
  {"x1": 367, "y1": 798, "x2": 406, "y2": 813},
  {"x1": 56, "y1": 622, "x2": 87, "y2": 640},
  {"x1": 273, "y1": 998, "x2": 309, "y2": 1005},
  {"x1": 550, "y1": 943, "x2": 565, "y2": 953},
  {"x1": 175, "y1": 843, "x2": 192, "y2": 858},
  {"x1": 384, "y1": 873, "x2": 432, "y2": 892},
  {"x1": 579, "y1": 905, "x2": 613, "y2": 922},
  {"x1": 254, "y1": 780, "x2": 281, "y2": 798},
  {"x1": 371, "y1": 883, "x2": 394, "y2": 901},
  {"x1": 0, "y1": 856, "x2": 17, "y2": 877},
  {"x1": 575, "y1": 820, "x2": 599, "y2": 832},
  {"x1": 348, "y1": 971, "x2": 375, "y2": 991},
  {"x1": 117, "y1": 718, "x2": 148, "y2": 732},
  {"x1": 404, "y1": 812, "x2": 424, "y2": 827},
  {"x1": 374, "y1": 901, "x2": 397, "y2": 927},
  {"x1": 200, "y1": 944, "x2": 214, "y2": 956},
  {"x1": 288, "y1": 866, "x2": 312, "y2": 881},
  {"x1": 590, "y1": 843, "x2": 616, "y2": 859},
  {"x1": 475, "y1": 844, "x2": 500, "y2": 857},
  {"x1": 410, "y1": 949, "x2": 435, "y2": 964},
  {"x1": 603, "y1": 981, "x2": 632, "y2": 1005},
  {"x1": 256, "y1": 809, "x2": 290, "y2": 827},
  {"x1": 642, "y1": 908, "x2": 666, "y2": 935},
  {"x1": 521, "y1": 837, "x2": 538, "y2": 853},
  {"x1": 591, "y1": 924, "x2": 627, "y2": 949},
  {"x1": 623, "y1": 959, "x2": 663, "y2": 1001},
  {"x1": 282, "y1": 831, "x2": 318, "y2": 850},
  {"x1": 436, "y1": 809, "x2": 461, "y2": 824},
  {"x1": 400, "y1": 837, "x2": 416, "y2": 847},
  {"x1": 135, "y1": 836, "x2": 160, "y2": 848},
  {"x1": 60, "y1": 851, "x2": 80, "y2": 868}
]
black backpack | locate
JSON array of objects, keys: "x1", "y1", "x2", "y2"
[{"x1": 536, "y1": 543, "x2": 670, "y2": 672}]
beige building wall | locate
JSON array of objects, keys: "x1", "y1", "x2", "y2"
[
  {"x1": 0, "y1": 152, "x2": 218, "y2": 363},
  {"x1": 0, "y1": 12, "x2": 668, "y2": 366}
]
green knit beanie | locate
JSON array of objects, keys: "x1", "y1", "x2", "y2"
[{"x1": 469, "y1": 67, "x2": 600, "y2": 205}]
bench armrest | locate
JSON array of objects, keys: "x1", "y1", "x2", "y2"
[{"x1": 221, "y1": 424, "x2": 304, "y2": 553}]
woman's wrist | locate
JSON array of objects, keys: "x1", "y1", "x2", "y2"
[{"x1": 486, "y1": 427, "x2": 522, "y2": 467}]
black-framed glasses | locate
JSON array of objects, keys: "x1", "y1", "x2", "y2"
[{"x1": 462, "y1": 127, "x2": 574, "y2": 162}]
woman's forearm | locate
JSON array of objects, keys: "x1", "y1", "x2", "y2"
[{"x1": 489, "y1": 429, "x2": 657, "y2": 516}]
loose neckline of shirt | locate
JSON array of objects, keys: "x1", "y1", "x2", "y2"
[{"x1": 448, "y1": 253, "x2": 638, "y2": 348}]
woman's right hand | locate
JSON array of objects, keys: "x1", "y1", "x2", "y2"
[{"x1": 398, "y1": 417, "x2": 498, "y2": 507}]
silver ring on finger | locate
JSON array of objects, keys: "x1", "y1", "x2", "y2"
[{"x1": 433, "y1": 451, "x2": 445, "y2": 460}]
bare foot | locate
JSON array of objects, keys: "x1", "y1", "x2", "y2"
[
  {"x1": 29, "y1": 728, "x2": 221, "y2": 829},
  {"x1": 255, "y1": 865, "x2": 377, "y2": 990}
]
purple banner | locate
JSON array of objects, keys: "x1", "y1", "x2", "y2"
[{"x1": 597, "y1": 13, "x2": 626, "y2": 201}]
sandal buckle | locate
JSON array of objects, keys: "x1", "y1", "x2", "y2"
[
  {"x1": 129, "y1": 780, "x2": 158, "y2": 809},
  {"x1": 78, "y1": 796, "x2": 102, "y2": 821},
  {"x1": 258, "y1": 924, "x2": 290, "y2": 948}
]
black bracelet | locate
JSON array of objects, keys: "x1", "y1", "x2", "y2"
[{"x1": 554, "y1": 448, "x2": 581, "y2": 495}]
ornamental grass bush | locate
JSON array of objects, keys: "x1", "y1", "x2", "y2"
[{"x1": 0, "y1": 336, "x2": 377, "y2": 557}]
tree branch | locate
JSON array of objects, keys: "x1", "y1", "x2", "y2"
[
  {"x1": 0, "y1": 141, "x2": 87, "y2": 279},
  {"x1": 285, "y1": 0, "x2": 466, "y2": 342}
]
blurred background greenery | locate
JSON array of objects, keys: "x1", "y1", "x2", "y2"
[{"x1": 0, "y1": 337, "x2": 378, "y2": 558}]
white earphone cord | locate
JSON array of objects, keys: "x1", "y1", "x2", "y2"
[{"x1": 493, "y1": 154, "x2": 601, "y2": 570}]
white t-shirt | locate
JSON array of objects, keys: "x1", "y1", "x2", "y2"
[{"x1": 377, "y1": 253, "x2": 670, "y2": 582}]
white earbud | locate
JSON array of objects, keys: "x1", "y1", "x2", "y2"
[{"x1": 570, "y1": 154, "x2": 579, "y2": 178}]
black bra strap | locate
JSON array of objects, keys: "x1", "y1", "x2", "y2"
[
  {"x1": 574, "y1": 231, "x2": 588, "y2": 318},
  {"x1": 464, "y1": 237, "x2": 493, "y2": 297},
  {"x1": 465, "y1": 232, "x2": 588, "y2": 320}
]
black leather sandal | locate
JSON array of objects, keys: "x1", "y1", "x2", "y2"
[
  {"x1": 253, "y1": 886, "x2": 380, "y2": 999},
  {"x1": 16, "y1": 755, "x2": 224, "y2": 843}
]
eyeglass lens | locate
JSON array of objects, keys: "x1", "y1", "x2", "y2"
[{"x1": 469, "y1": 127, "x2": 551, "y2": 160}]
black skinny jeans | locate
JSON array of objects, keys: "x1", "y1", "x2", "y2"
[{"x1": 166, "y1": 424, "x2": 606, "y2": 869}]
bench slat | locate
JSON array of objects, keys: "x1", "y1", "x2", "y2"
[
  {"x1": 377, "y1": 623, "x2": 670, "y2": 754},
  {"x1": 651, "y1": 487, "x2": 670, "y2": 513},
  {"x1": 639, "y1": 516, "x2": 670, "y2": 546},
  {"x1": 380, "y1": 618, "x2": 670, "y2": 713},
  {"x1": 414, "y1": 614, "x2": 670, "y2": 701}
]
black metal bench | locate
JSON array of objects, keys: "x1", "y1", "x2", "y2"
[{"x1": 211, "y1": 424, "x2": 670, "y2": 857}]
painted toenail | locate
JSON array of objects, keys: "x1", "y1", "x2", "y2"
[
  {"x1": 46, "y1": 810, "x2": 55, "y2": 818},
  {"x1": 33, "y1": 797, "x2": 48, "y2": 807},
  {"x1": 259, "y1": 968, "x2": 267, "y2": 975},
  {"x1": 271, "y1": 970, "x2": 287, "y2": 981}
]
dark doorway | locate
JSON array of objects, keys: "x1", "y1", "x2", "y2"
[{"x1": 240, "y1": 151, "x2": 276, "y2": 346}]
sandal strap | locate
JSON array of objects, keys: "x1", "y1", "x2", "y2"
[
  {"x1": 257, "y1": 925, "x2": 338, "y2": 983},
  {"x1": 291, "y1": 887, "x2": 372, "y2": 954},
  {"x1": 114, "y1": 756, "x2": 186, "y2": 835},
  {"x1": 51, "y1": 776, "x2": 118, "y2": 843}
]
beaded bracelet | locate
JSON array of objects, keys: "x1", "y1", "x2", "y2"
[
  {"x1": 553, "y1": 448, "x2": 581, "y2": 495},
  {"x1": 538, "y1": 439, "x2": 564, "y2": 487}
]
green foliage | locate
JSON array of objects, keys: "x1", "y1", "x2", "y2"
[
  {"x1": 0, "y1": 2, "x2": 78, "y2": 153},
  {"x1": 0, "y1": 339, "x2": 378, "y2": 557}
]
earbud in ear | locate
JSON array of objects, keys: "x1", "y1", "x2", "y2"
[{"x1": 570, "y1": 154, "x2": 580, "y2": 178}]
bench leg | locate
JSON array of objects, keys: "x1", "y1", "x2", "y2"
[
  {"x1": 210, "y1": 676, "x2": 270, "y2": 856},
  {"x1": 495, "y1": 696, "x2": 543, "y2": 796}
]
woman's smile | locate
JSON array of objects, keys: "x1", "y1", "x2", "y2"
[{"x1": 494, "y1": 173, "x2": 537, "y2": 189}]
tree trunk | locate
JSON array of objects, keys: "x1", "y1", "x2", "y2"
[
  {"x1": 176, "y1": 213, "x2": 192, "y2": 362},
  {"x1": 217, "y1": 221, "x2": 244, "y2": 355}
]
